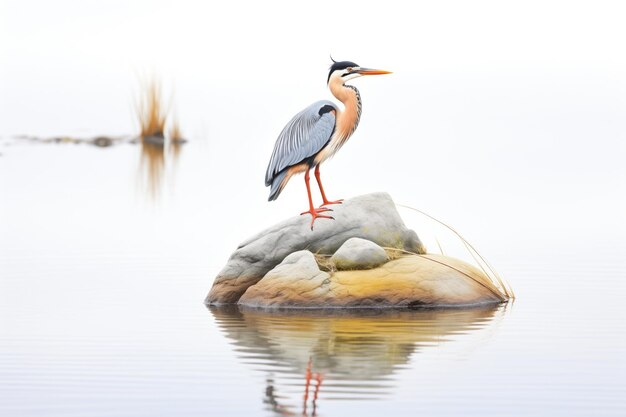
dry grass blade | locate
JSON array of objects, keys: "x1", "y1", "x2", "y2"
[
  {"x1": 396, "y1": 204, "x2": 514, "y2": 299},
  {"x1": 435, "y1": 238, "x2": 445, "y2": 255},
  {"x1": 379, "y1": 247, "x2": 415, "y2": 260},
  {"x1": 313, "y1": 253, "x2": 336, "y2": 273},
  {"x1": 317, "y1": 245, "x2": 508, "y2": 301},
  {"x1": 314, "y1": 247, "x2": 411, "y2": 272},
  {"x1": 419, "y1": 254, "x2": 507, "y2": 301},
  {"x1": 379, "y1": 246, "x2": 506, "y2": 301}
]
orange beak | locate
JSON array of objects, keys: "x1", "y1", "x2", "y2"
[{"x1": 357, "y1": 68, "x2": 393, "y2": 75}]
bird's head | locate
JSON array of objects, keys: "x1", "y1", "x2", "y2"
[{"x1": 327, "y1": 59, "x2": 392, "y2": 85}]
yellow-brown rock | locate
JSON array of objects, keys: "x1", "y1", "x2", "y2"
[{"x1": 238, "y1": 251, "x2": 506, "y2": 308}]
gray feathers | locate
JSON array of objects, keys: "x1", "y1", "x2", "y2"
[
  {"x1": 265, "y1": 100, "x2": 337, "y2": 187},
  {"x1": 267, "y1": 169, "x2": 288, "y2": 201}
]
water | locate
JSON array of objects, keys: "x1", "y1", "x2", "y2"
[{"x1": 1, "y1": 138, "x2": 624, "y2": 416}]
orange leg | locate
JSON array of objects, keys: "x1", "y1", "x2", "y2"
[
  {"x1": 300, "y1": 170, "x2": 333, "y2": 230},
  {"x1": 311, "y1": 372, "x2": 323, "y2": 416},
  {"x1": 303, "y1": 358, "x2": 324, "y2": 416},
  {"x1": 303, "y1": 359, "x2": 311, "y2": 415},
  {"x1": 314, "y1": 165, "x2": 343, "y2": 207}
]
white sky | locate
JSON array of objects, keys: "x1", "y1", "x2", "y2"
[{"x1": 1, "y1": 0, "x2": 625, "y2": 249}]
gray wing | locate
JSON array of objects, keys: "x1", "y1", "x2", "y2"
[{"x1": 265, "y1": 100, "x2": 337, "y2": 186}]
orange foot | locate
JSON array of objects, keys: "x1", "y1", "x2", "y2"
[
  {"x1": 300, "y1": 208, "x2": 334, "y2": 230},
  {"x1": 320, "y1": 199, "x2": 343, "y2": 207},
  {"x1": 300, "y1": 207, "x2": 332, "y2": 215}
]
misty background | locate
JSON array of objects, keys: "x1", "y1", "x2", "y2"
[{"x1": 1, "y1": 0, "x2": 625, "y2": 283}]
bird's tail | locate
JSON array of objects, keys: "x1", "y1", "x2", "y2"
[{"x1": 268, "y1": 169, "x2": 290, "y2": 201}]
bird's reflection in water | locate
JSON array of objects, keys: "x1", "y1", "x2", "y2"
[
  {"x1": 209, "y1": 304, "x2": 508, "y2": 416},
  {"x1": 138, "y1": 138, "x2": 184, "y2": 200}
]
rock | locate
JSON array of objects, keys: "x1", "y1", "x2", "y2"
[
  {"x1": 206, "y1": 192, "x2": 425, "y2": 305},
  {"x1": 238, "y1": 251, "x2": 331, "y2": 308},
  {"x1": 331, "y1": 237, "x2": 388, "y2": 270},
  {"x1": 92, "y1": 136, "x2": 114, "y2": 147},
  {"x1": 142, "y1": 135, "x2": 165, "y2": 146},
  {"x1": 238, "y1": 253, "x2": 506, "y2": 308}
]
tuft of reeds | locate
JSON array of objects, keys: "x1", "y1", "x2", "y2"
[
  {"x1": 168, "y1": 116, "x2": 185, "y2": 143},
  {"x1": 136, "y1": 79, "x2": 166, "y2": 140}
]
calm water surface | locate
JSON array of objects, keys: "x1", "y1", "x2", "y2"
[{"x1": 0, "y1": 139, "x2": 624, "y2": 416}]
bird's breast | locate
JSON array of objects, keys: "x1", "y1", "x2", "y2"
[{"x1": 314, "y1": 88, "x2": 362, "y2": 165}]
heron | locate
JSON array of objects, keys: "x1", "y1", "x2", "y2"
[{"x1": 265, "y1": 59, "x2": 391, "y2": 229}]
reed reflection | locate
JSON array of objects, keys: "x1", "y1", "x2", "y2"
[
  {"x1": 138, "y1": 139, "x2": 165, "y2": 199},
  {"x1": 210, "y1": 305, "x2": 507, "y2": 416}
]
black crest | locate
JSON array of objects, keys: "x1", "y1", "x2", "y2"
[{"x1": 327, "y1": 59, "x2": 359, "y2": 83}]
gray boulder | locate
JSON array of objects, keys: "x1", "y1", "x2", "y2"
[
  {"x1": 238, "y1": 251, "x2": 331, "y2": 308},
  {"x1": 206, "y1": 192, "x2": 425, "y2": 304},
  {"x1": 331, "y1": 237, "x2": 389, "y2": 270}
]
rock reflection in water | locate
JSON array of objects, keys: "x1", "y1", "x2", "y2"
[{"x1": 209, "y1": 305, "x2": 507, "y2": 416}]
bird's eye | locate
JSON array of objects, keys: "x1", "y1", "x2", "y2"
[{"x1": 346, "y1": 67, "x2": 353, "y2": 72}]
